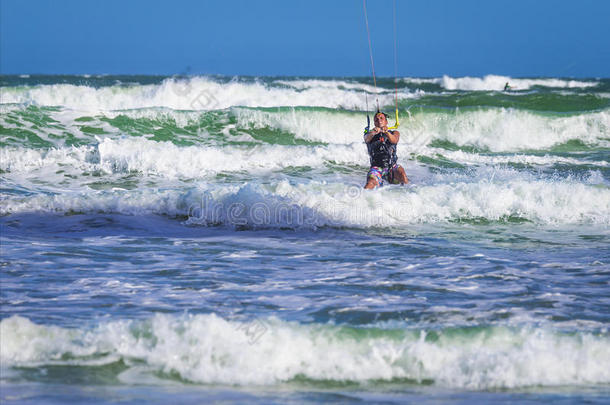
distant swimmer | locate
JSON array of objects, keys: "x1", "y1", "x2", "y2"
[
  {"x1": 504, "y1": 82, "x2": 512, "y2": 91},
  {"x1": 363, "y1": 111, "x2": 409, "y2": 189}
]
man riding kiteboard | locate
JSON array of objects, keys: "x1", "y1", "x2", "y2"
[{"x1": 363, "y1": 111, "x2": 409, "y2": 189}]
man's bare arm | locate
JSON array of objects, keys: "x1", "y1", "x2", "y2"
[
  {"x1": 364, "y1": 127, "x2": 381, "y2": 143},
  {"x1": 386, "y1": 130, "x2": 400, "y2": 144}
]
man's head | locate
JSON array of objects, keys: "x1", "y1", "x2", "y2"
[{"x1": 374, "y1": 111, "x2": 388, "y2": 127}]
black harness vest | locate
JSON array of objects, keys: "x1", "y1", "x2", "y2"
[{"x1": 367, "y1": 132, "x2": 397, "y2": 168}]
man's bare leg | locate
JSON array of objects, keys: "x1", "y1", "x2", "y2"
[
  {"x1": 393, "y1": 165, "x2": 409, "y2": 184},
  {"x1": 364, "y1": 176, "x2": 379, "y2": 189}
]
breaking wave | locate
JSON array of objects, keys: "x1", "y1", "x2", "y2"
[
  {"x1": 2, "y1": 315, "x2": 608, "y2": 389},
  {"x1": 432, "y1": 75, "x2": 599, "y2": 91},
  {"x1": 1, "y1": 176, "x2": 608, "y2": 227}
]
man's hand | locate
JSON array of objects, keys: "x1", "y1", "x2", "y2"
[
  {"x1": 369, "y1": 126, "x2": 387, "y2": 134},
  {"x1": 364, "y1": 126, "x2": 381, "y2": 143}
]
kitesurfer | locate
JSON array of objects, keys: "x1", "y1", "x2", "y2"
[{"x1": 364, "y1": 111, "x2": 409, "y2": 189}]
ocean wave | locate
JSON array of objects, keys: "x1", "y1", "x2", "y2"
[
  {"x1": 0, "y1": 139, "x2": 367, "y2": 178},
  {"x1": 2, "y1": 314, "x2": 608, "y2": 388},
  {"x1": 232, "y1": 107, "x2": 370, "y2": 145},
  {"x1": 3, "y1": 100, "x2": 607, "y2": 154},
  {"x1": 2, "y1": 138, "x2": 606, "y2": 199},
  {"x1": 422, "y1": 148, "x2": 609, "y2": 167},
  {"x1": 135, "y1": 106, "x2": 610, "y2": 152},
  {"x1": 94, "y1": 138, "x2": 364, "y2": 177},
  {"x1": 2, "y1": 178, "x2": 608, "y2": 226},
  {"x1": 204, "y1": 106, "x2": 610, "y2": 152},
  {"x1": 1, "y1": 76, "x2": 602, "y2": 115},
  {"x1": 403, "y1": 108, "x2": 609, "y2": 152},
  {"x1": 0, "y1": 76, "x2": 396, "y2": 111},
  {"x1": 272, "y1": 78, "x2": 380, "y2": 93},
  {"x1": 434, "y1": 75, "x2": 599, "y2": 91}
]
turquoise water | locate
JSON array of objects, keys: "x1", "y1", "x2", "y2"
[{"x1": 1, "y1": 74, "x2": 609, "y2": 404}]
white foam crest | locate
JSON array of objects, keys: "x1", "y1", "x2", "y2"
[
  {"x1": 0, "y1": 187, "x2": 189, "y2": 217},
  {"x1": 3, "y1": 177, "x2": 608, "y2": 226},
  {"x1": 271, "y1": 179, "x2": 610, "y2": 226},
  {"x1": 421, "y1": 148, "x2": 609, "y2": 167},
  {"x1": 1, "y1": 315, "x2": 609, "y2": 389},
  {"x1": 402, "y1": 109, "x2": 609, "y2": 152},
  {"x1": 0, "y1": 146, "x2": 97, "y2": 173},
  {"x1": 0, "y1": 77, "x2": 394, "y2": 111},
  {"x1": 273, "y1": 78, "x2": 382, "y2": 93},
  {"x1": 402, "y1": 77, "x2": 441, "y2": 85},
  {"x1": 95, "y1": 138, "x2": 366, "y2": 177},
  {"x1": 0, "y1": 316, "x2": 100, "y2": 365},
  {"x1": 438, "y1": 75, "x2": 599, "y2": 91},
  {"x1": 0, "y1": 138, "x2": 367, "y2": 180}
]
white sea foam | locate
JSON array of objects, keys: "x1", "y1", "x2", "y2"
[
  {"x1": 402, "y1": 77, "x2": 441, "y2": 85},
  {"x1": 402, "y1": 108, "x2": 609, "y2": 152},
  {"x1": 2, "y1": 176, "x2": 608, "y2": 226},
  {"x1": 1, "y1": 315, "x2": 608, "y2": 388},
  {"x1": 0, "y1": 140, "x2": 364, "y2": 183},
  {"x1": 94, "y1": 138, "x2": 366, "y2": 177},
  {"x1": 436, "y1": 75, "x2": 599, "y2": 91},
  {"x1": 272, "y1": 78, "x2": 381, "y2": 93},
  {"x1": 421, "y1": 148, "x2": 609, "y2": 167},
  {"x1": 0, "y1": 77, "x2": 395, "y2": 111},
  {"x1": 0, "y1": 146, "x2": 97, "y2": 174}
]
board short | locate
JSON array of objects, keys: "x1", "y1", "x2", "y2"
[{"x1": 367, "y1": 164, "x2": 398, "y2": 186}]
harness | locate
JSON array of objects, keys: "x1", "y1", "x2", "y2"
[{"x1": 367, "y1": 132, "x2": 397, "y2": 169}]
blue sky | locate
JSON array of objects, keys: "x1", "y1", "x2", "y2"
[{"x1": 1, "y1": 0, "x2": 609, "y2": 77}]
